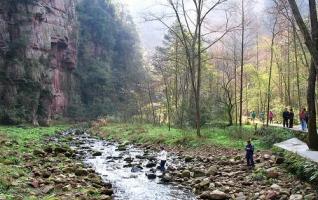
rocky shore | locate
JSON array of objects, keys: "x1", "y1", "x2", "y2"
[
  {"x1": 2, "y1": 128, "x2": 317, "y2": 200},
  {"x1": 0, "y1": 130, "x2": 113, "y2": 200},
  {"x1": 87, "y1": 130, "x2": 318, "y2": 200}
]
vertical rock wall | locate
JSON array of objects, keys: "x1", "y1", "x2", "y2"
[{"x1": 0, "y1": 0, "x2": 77, "y2": 125}]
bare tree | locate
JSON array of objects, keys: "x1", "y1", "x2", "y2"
[
  {"x1": 266, "y1": 12, "x2": 279, "y2": 126},
  {"x1": 216, "y1": 57, "x2": 235, "y2": 126},
  {"x1": 146, "y1": 0, "x2": 232, "y2": 136},
  {"x1": 239, "y1": 0, "x2": 245, "y2": 126}
]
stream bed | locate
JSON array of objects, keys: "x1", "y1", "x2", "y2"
[{"x1": 68, "y1": 132, "x2": 197, "y2": 200}]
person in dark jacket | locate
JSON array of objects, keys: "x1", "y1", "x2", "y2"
[
  {"x1": 305, "y1": 109, "x2": 309, "y2": 125},
  {"x1": 289, "y1": 108, "x2": 294, "y2": 128},
  {"x1": 245, "y1": 140, "x2": 255, "y2": 169},
  {"x1": 282, "y1": 108, "x2": 289, "y2": 128}
]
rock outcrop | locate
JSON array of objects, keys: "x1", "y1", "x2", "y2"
[{"x1": 0, "y1": 0, "x2": 77, "y2": 125}]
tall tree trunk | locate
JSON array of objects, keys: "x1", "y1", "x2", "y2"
[
  {"x1": 159, "y1": 66, "x2": 171, "y2": 131},
  {"x1": 165, "y1": 83, "x2": 171, "y2": 131},
  {"x1": 287, "y1": 26, "x2": 292, "y2": 106},
  {"x1": 239, "y1": 0, "x2": 245, "y2": 127},
  {"x1": 195, "y1": 1, "x2": 202, "y2": 136},
  {"x1": 228, "y1": 106, "x2": 233, "y2": 126},
  {"x1": 147, "y1": 82, "x2": 156, "y2": 125},
  {"x1": 288, "y1": 0, "x2": 318, "y2": 150},
  {"x1": 234, "y1": 42, "x2": 238, "y2": 125},
  {"x1": 307, "y1": 0, "x2": 318, "y2": 150},
  {"x1": 266, "y1": 18, "x2": 277, "y2": 126},
  {"x1": 175, "y1": 41, "x2": 179, "y2": 111},
  {"x1": 256, "y1": 32, "x2": 261, "y2": 115},
  {"x1": 293, "y1": 24, "x2": 301, "y2": 110}
]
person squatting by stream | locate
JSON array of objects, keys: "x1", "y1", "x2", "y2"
[{"x1": 158, "y1": 146, "x2": 167, "y2": 172}]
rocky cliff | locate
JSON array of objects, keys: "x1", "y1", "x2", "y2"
[{"x1": 0, "y1": 0, "x2": 77, "y2": 125}]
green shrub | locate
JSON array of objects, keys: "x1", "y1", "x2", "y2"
[
  {"x1": 227, "y1": 126, "x2": 255, "y2": 141},
  {"x1": 0, "y1": 177, "x2": 11, "y2": 192},
  {"x1": 283, "y1": 152, "x2": 318, "y2": 183},
  {"x1": 257, "y1": 127, "x2": 293, "y2": 148},
  {"x1": 273, "y1": 147, "x2": 318, "y2": 184}
]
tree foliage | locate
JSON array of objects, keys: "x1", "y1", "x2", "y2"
[{"x1": 70, "y1": 0, "x2": 144, "y2": 119}]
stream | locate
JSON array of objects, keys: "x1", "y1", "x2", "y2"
[{"x1": 68, "y1": 131, "x2": 197, "y2": 200}]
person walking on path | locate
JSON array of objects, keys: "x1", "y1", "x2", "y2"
[
  {"x1": 158, "y1": 146, "x2": 167, "y2": 172},
  {"x1": 305, "y1": 109, "x2": 309, "y2": 125},
  {"x1": 251, "y1": 111, "x2": 256, "y2": 123},
  {"x1": 245, "y1": 140, "x2": 255, "y2": 169},
  {"x1": 299, "y1": 108, "x2": 307, "y2": 131},
  {"x1": 289, "y1": 108, "x2": 294, "y2": 128},
  {"x1": 269, "y1": 111, "x2": 274, "y2": 124},
  {"x1": 282, "y1": 108, "x2": 289, "y2": 128}
]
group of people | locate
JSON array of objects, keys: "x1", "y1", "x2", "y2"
[
  {"x1": 282, "y1": 108, "x2": 308, "y2": 131},
  {"x1": 250, "y1": 108, "x2": 309, "y2": 131},
  {"x1": 282, "y1": 108, "x2": 294, "y2": 128},
  {"x1": 158, "y1": 107, "x2": 309, "y2": 171}
]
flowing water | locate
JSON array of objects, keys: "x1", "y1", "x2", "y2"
[{"x1": 69, "y1": 133, "x2": 197, "y2": 200}]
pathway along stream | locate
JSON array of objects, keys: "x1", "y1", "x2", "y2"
[{"x1": 67, "y1": 131, "x2": 196, "y2": 200}]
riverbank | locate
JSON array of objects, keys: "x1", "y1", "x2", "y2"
[
  {"x1": 91, "y1": 122, "x2": 318, "y2": 199},
  {"x1": 92, "y1": 122, "x2": 259, "y2": 149},
  {"x1": 0, "y1": 125, "x2": 112, "y2": 200},
  {"x1": 1, "y1": 122, "x2": 317, "y2": 199},
  {"x1": 91, "y1": 122, "x2": 299, "y2": 151}
]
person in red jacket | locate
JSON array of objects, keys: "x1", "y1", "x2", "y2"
[
  {"x1": 269, "y1": 111, "x2": 274, "y2": 124},
  {"x1": 299, "y1": 108, "x2": 307, "y2": 131}
]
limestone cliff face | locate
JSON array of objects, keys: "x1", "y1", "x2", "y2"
[{"x1": 0, "y1": 0, "x2": 77, "y2": 125}]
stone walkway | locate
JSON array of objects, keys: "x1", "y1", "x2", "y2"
[
  {"x1": 274, "y1": 138, "x2": 318, "y2": 163},
  {"x1": 269, "y1": 123, "x2": 308, "y2": 133}
]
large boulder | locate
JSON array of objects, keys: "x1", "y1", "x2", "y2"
[
  {"x1": 75, "y1": 168, "x2": 88, "y2": 176},
  {"x1": 181, "y1": 170, "x2": 191, "y2": 178},
  {"x1": 198, "y1": 179, "x2": 210, "y2": 190},
  {"x1": 206, "y1": 166, "x2": 218, "y2": 176},
  {"x1": 266, "y1": 167, "x2": 280, "y2": 179},
  {"x1": 131, "y1": 166, "x2": 143, "y2": 173},
  {"x1": 101, "y1": 188, "x2": 114, "y2": 196},
  {"x1": 193, "y1": 168, "x2": 206, "y2": 178},
  {"x1": 200, "y1": 190, "x2": 228, "y2": 200},
  {"x1": 161, "y1": 173, "x2": 172, "y2": 183},
  {"x1": 146, "y1": 173, "x2": 156, "y2": 179},
  {"x1": 145, "y1": 162, "x2": 156, "y2": 168},
  {"x1": 100, "y1": 195, "x2": 111, "y2": 200},
  {"x1": 266, "y1": 190, "x2": 279, "y2": 200},
  {"x1": 185, "y1": 156, "x2": 194, "y2": 162},
  {"x1": 289, "y1": 194, "x2": 303, "y2": 200},
  {"x1": 92, "y1": 151, "x2": 102, "y2": 156}
]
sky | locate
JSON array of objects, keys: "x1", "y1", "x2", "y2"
[{"x1": 116, "y1": 0, "x2": 268, "y2": 51}]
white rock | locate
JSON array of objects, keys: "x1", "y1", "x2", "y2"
[{"x1": 289, "y1": 194, "x2": 303, "y2": 200}]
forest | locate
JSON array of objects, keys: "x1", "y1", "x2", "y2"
[
  {"x1": 129, "y1": 0, "x2": 318, "y2": 150},
  {"x1": 0, "y1": 0, "x2": 318, "y2": 199}
]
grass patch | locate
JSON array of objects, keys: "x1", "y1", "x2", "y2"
[
  {"x1": 98, "y1": 123, "x2": 263, "y2": 149},
  {"x1": 0, "y1": 124, "x2": 69, "y2": 153},
  {"x1": 0, "y1": 124, "x2": 70, "y2": 199}
]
